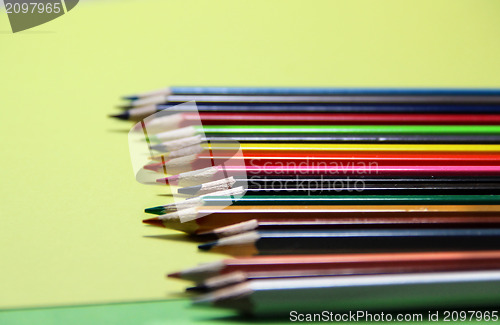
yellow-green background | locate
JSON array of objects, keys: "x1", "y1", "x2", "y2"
[{"x1": 1, "y1": 0, "x2": 500, "y2": 321}]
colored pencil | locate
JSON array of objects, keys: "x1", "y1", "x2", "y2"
[
  {"x1": 198, "y1": 229, "x2": 500, "y2": 256},
  {"x1": 183, "y1": 251, "x2": 500, "y2": 292},
  {"x1": 187, "y1": 256, "x2": 500, "y2": 291},
  {"x1": 163, "y1": 143, "x2": 500, "y2": 160},
  {"x1": 147, "y1": 152, "x2": 500, "y2": 171},
  {"x1": 145, "y1": 194, "x2": 500, "y2": 215},
  {"x1": 193, "y1": 271, "x2": 500, "y2": 315},
  {"x1": 134, "y1": 112, "x2": 500, "y2": 133},
  {"x1": 152, "y1": 134, "x2": 500, "y2": 151},
  {"x1": 176, "y1": 182, "x2": 500, "y2": 197},
  {"x1": 158, "y1": 166, "x2": 500, "y2": 186},
  {"x1": 149, "y1": 125, "x2": 500, "y2": 143},
  {"x1": 143, "y1": 205, "x2": 500, "y2": 232},
  {"x1": 197, "y1": 217, "x2": 500, "y2": 238},
  {"x1": 122, "y1": 94, "x2": 500, "y2": 109},
  {"x1": 177, "y1": 176, "x2": 500, "y2": 196},
  {"x1": 113, "y1": 104, "x2": 500, "y2": 121},
  {"x1": 124, "y1": 86, "x2": 500, "y2": 101},
  {"x1": 170, "y1": 250, "x2": 500, "y2": 283}
]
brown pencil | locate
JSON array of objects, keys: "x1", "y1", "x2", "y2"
[
  {"x1": 169, "y1": 250, "x2": 500, "y2": 283},
  {"x1": 143, "y1": 205, "x2": 500, "y2": 234}
]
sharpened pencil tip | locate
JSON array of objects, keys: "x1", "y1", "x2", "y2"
[
  {"x1": 156, "y1": 177, "x2": 169, "y2": 185},
  {"x1": 109, "y1": 112, "x2": 130, "y2": 120},
  {"x1": 144, "y1": 206, "x2": 166, "y2": 215},
  {"x1": 186, "y1": 285, "x2": 208, "y2": 292},
  {"x1": 142, "y1": 217, "x2": 165, "y2": 228},
  {"x1": 167, "y1": 271, "x2": 181, "y2": 279},
  {"x1": 123, "y1": 96, "x2": 139, "y2": 101},
  {"x1": 117, "y1": 105, "x2": 133, "y2": 110},
  {"x1": 198, "y1": 242, "x2": 216, "y2": 251}
]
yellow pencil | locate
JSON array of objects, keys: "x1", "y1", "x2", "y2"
[{"x1": 156, "y1": 142, "x2": 500, "y2": 159}]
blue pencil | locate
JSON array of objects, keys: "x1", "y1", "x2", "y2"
[{"x1": 124, "y1": 86, "x2": 500, "y2": 100}]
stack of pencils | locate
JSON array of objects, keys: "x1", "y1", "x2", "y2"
[{"x1": 113, "y1": 86, "x2": 500, "y2": 317}]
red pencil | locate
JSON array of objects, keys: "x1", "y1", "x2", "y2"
[
  {"x1": 168, "y1": 250, "x2": 500, "y2": 283},
  {"x1": 137, "y1": 112, "x2": 500, "y2": 133},
  {"x1": 145, "y1": 152, "x2": 500, "y2": 172},
  {"x1": 159, "y1": 165, "x2": 500, "y2": 185}
]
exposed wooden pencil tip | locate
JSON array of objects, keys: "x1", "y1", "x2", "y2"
[
  {"x1": 196, "y1": 229, "x2": 213, "y2": 236},
  {"x1": 142, "y1": 217, "x2": 165, "y2": 228}
]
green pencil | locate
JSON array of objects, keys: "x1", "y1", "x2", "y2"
[
  {"x1": 148, "y1": 125, "x2": 500, "y2": 142},
  {"x1": 145, "y1": 194, "x2": 500, "y2": 215}
]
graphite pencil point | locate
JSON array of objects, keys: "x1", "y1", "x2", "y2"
[
  {"x1": 198, "y1": 242, "x2": 216, "y2": 251},
  {"x1": 109, "y1": 112, "x2": 130, "y2": 120},
  {"x1": 145, "y1": 206, "x2": 166, "y2": 214},
  {"x1": 167, "y1": 271, "x2": 182, "y2": 279},
  {"x1": 185, "y1": 285, "x2": 208, "y2": 292}
]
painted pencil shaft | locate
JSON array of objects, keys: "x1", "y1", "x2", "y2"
[
  {"x1": 204, "y1": 217, "x2": 500, "y2": 238},
  {"x1": 149, "y1": 152, "x2": 500, "y2": 168},
  {"x1": 145, "y1": 196, "x2": 500, "y2": 215},
  {"x1": 173, "y1": 251, "x2": 500, "y2": 282},
  {"x1": 151, "y1": 125, "x2": 500, "y2": 141},
  {"x1": 190, "y1": 253, "x2": 500, "y2": 290},
  {"x1": 177, "y1": 176, "x2": 500, "y2": 196},
  {"x1": 178, "y1": 182, "x2": 500, "y2": 197},
  {"x1": 144, "y1": 94, "x2": 500, "y2": 106},
  {"x1": 114, "y1": 104, "x2": 500, "y2": 121},
  {"x1": 137, "y1": 112, "x2": 500, "y2": 134},
  {"x1": 201, "y1": 195, "x2": 500, "y2": 207},
  {"x1": 161, "y1": 166, "x2": 500, "y2": 186},
  {"x1": 163, "y1": 144, "x2": 500, "y2": 160},
  {"x1": 198, "y1": 271, "x2": 500, "y2": 315},
  {"x1": 125, "y1": 86, "x2": 500, "y2": 100},
  {"x1": 153, "y1": 134, "x2": 500, "y2": 150},
  {"x1": 199, "y1": 229, "x2": 500, "y2": 256},
  {"x1": 145, "y1": 205, "x2": 500, "y2": 232}
]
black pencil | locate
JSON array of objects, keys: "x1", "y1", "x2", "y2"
[
  {"x1": 178, "y1": 176, "x2": 500, "y2": 196},
  {"x1": 111, "y1": 104, "x2": 500, "y2": 121},
  {"x1": 177, "y1": 175, "x2": 500, "y2": 196},
  {"x1": 122, "y1": 94, "x2": 500, "y2": 108},
  {"x1": 198, "y1": 229, "x2": 500, "y2": 256},
  {"x1": 145, "y1": 194, "x2": 500, "y2": 215},
  {"x1": 178, "y1": 181, "x2": 500, "y2": 197},
  {"x1": 198, "y1": 217, "x2": 500, "y2": 239}
]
